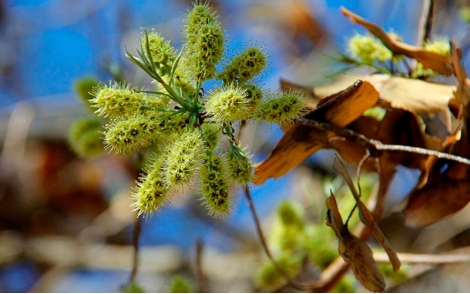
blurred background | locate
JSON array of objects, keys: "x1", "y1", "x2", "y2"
[{"x1": 1, "y1": 0, "x2": 470, "y2": 292}]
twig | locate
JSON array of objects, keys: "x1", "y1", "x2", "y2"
[
  {"x1": 299, "y1": 118, "x2": 470, "y2": 166},
  {"x1": 374, "y1": 252, "x2": 470, "y2": 264},
  {"x1": 195, "y1": 239, "x2": 208, "y2": 293},
  {"x1": 417, "y1": 0, "x2": 434, "y2": 45},
  {"x1": 129, "y1": 216, "x2": 142, "y2": 283},
  {"x1": 242, "y1": 185, "x2": 304, "y2": 291}
]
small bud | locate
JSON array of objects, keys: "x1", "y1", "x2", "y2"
[
  {"x1": 204, "y1": 85, "x2": 251, "y2": 123},
  {"x1": 217, "y1": 47, "x2": 266, "y2": 85},
  {"x1": 200, "y1": 152, "x2": 230, "y2": 217},
  {"x1": 163, "y1": 129, "x2": 205, "y2": 187},
  {"x1": 68, "y1": 117, "x2": 105, "y2": 157},
  {"x1": 131, "y1": 154, "x2": 170, "y2": 215},
  {"x1": 254, "y1": 92, "x2": 305, "y2": 124},
  {"x1": 225, "y1": 144, "x2": 253, "y2": 185}
]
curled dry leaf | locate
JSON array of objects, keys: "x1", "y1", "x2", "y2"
[
  {"x1": 326, "y1": 193, "x2": 386, "y2": 292},
  {"x1": 332, "y1": 155, "x2": 401, "y2": 271},
  {"x1": 313, "y1": 74, "x2": 455, "y2": 115},
  {"x1": 340, "y1": 7, "x2": 453, "y2": 76},
  {"x1": 404, "y1": 177, "x2": 470, "y2": 228},
  {"x1": 404, "y1": 44, "x2": 470, "y2": 227},
  {"x1": 253, "y1": 80, "x2": 379, "y2": 184}
]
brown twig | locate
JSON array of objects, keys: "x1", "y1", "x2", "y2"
[
  {"x1": 195, "y1": 238, "x2": 208, "y2": 293},
  {"x1": 129, "y1": 216, "x2": 142, "y2": 283},
  {"x1": 299, "y1": 118, "x2": 470, "y2": 166},
  {"x1": 374, "y1": 251, "x2": 470, "y2": 264},
  {"x1": 418, "y1": 0, "x2": 434, "y2": 45}
]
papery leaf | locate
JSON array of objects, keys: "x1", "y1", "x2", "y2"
[
  {"x1": 341, "y1": 7, "x2": 453, "y2": 76},
  {"x1": 405, "y1": 178, "x2": 470, "y2": 228},
  {"x1": 450, "y1": 41, "x2": 470, "y2": 110},
  {"x1": 253, "y1": 80, "x2": 379, "y2": 184},
  {"x1": 333, "y1": 156, "x2": 401, "y2": 271},
  {"x1": 326, "y1": 193, "x2": 386, "y2": 292},
  {"x1": 313, "y1": 74, "x2": 455, "y2": 116},
  {"x1": 404, "y1": 43, "x2": 470, "y2": 228}
]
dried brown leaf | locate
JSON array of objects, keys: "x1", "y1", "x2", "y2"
[
  {"x1": 403, "y1": 43, "x2": 470, "y2": 228},
  {"x1": 313, "y1": 74, "x2": 455, "y2": 115},
  {"x1": 253, "y1": 80, "x2": 379, "y2": 184},
  {"x1": 326, "y1": 193, "x2": 386, "y2": 292},
  {"x1": 333, "y1": 156, "x2": 401, "y2": 271},
  {"x1": 405, "y1": 178, "x2": 470, "y2": 228},
  {"x1": 450, "y1": 41, "x2": 470, "y2": 111},
  {"x1": 341, "y1": 7, "x2": 453, "y2": 76}
]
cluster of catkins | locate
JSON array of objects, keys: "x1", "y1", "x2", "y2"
[{"x1": 87, "y1": 3, "x2": 306, "y2": 217}]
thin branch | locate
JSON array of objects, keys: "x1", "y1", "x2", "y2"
[
  {"x1": 417, "y1": 0, "x2": 434, "y2": 45},
  {"x1": 243, "y1": 185, "x2": 304, "y2": 291},
  {"x1": 374, "y1": 252, "x2": 470, "y2": 264},
  {"x1": 195, "y1": 239, "x2": 208, "y2": 293},
  {"x1": 129, "y1": 216, "x2": 142, "y2": 283},
  {"x1": 299, "y1": 118, "x2": 470, "y2": 166}
]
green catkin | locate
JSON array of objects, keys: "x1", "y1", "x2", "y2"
[
  {"x1": 225, "y1": 144, "x2": 253, "y2": 185},
  {"x1": 163, "y1": 128, "x2": 205, "y2": 187},
  {"x1": 270, "y1": 201, "x2": 305, "y2": 253},
  {"x1": 204, "y1": 85, "x2": 252, "y2": 123},
  {"x1": 254, "y1": 93, "x2": 305, "y2": 124},
  {"x1": 200, "y1": 152, "x2": 230, "y2": 216},
  {"x1": 256, "y1": 253, "x2": 302, "y2": 290},
  {"x1": 104, "y1": 115, "x2": 159, "y2": 154},
  {"x1": 243, "y1": 84, "x2": 263, "y2": 111},
  {"x1": 131, "y1": 154, "x2": 170, "y2": 215},
  {"x1": 348, "y1": 33, "x2": 392, "y2": 64},
  {"x1": 412, "y1": 36, "x2": 450, "y2": 78},
  {"x1": 217, "y1": 47, "x2": 266, "y2": 85},
  {"x1": 182, "y1": 3, "x2": 225, "y2": 82},
  {"x1": 167, "y1": 275, "x2": 194, "y2": 293},
  {"x1": 154, "y1": 111, "x2": 191, "y2": 134},
  {"x1": 201, "y1": 123, "x2": 220, "y2": 150},
  {"x1": 68, "y1": 2, "x2": 280, "y2": 219},
  {"x1": 74, "y1": 76, "x2": 99, "y2": 112},
  {"x1": 277, "y1": 201, "x2": 304, "y2": 229},
  {"x1": 121, "y1": 281, "x2": 146, "y2": 293},
  {"x1": 68, "y1": 117, "x2": 104, "y2": 157},
  {"x1": 90, "y1": 83, "x2": 168, "y2": 118},
  {"x1": 141, "y1": 30, "x2": 176, "y2": 76}
]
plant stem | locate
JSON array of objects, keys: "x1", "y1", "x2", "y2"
[{"x1": 129, "y1": 216, "x2": 142, "y2": 283}]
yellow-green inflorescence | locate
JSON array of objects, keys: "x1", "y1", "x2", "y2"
[
  {"x1": 200, "y1": 151, "x2": 231, "y2": 216},
  {"x1": 83, "y1": 2, "x2": 306, "y2": 217},
  {"x1": 412, "y1": 36, "x2": 450, "y2": 78},
  {"x1": 348, "y1": 33, "x2": 393, "y2": 64},
  {"x1": 68, "y1": 117, "x2": 105, "y2": 157}
]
